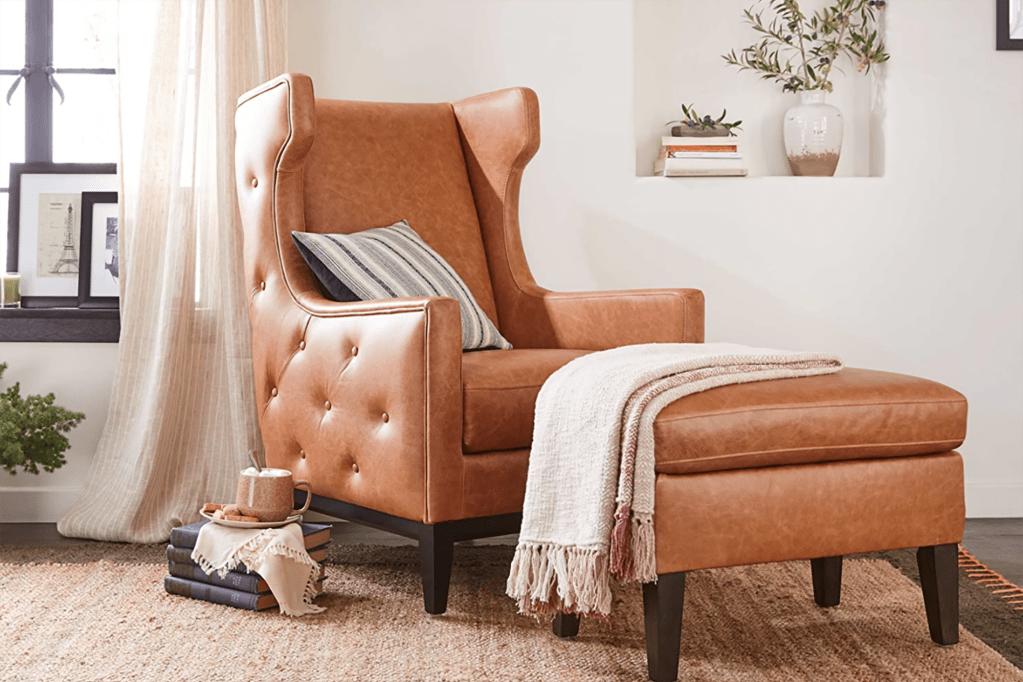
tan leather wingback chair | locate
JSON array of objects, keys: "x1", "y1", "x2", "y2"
[
  {"x1": 234, "y1": 73, "x2": 704, "y2": 614},
  {"x1": 237, "y1": 75, "x2": 967, "y2": 682}
]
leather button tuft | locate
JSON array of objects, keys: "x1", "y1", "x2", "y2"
[
  {"x1": 299, "y1": 341, "x2": 306, "y2": 350},
  {"x1": 351, "y1": 346, "x2": 359, "y2": 356},
  {"x1": 381, "y1": 412, "x2": 389, "y2": 423},
  {"x1": 250, "y1": 177, "x2": 258, "y2": 188},
  {"x1": 260, "y1": 281, "x2": 266, "y2": 290},
  {"x1": 299, "y1": 449, "x2": 305, "y2": 459},
  {"x1": 324, "y1": 400, "x2": 331, "y2": 410},
  {"x1": 270, "y1": 387, "x2": 278, "y2": 397},
  {"x1": 351, "y1": 463, "x2": 359, "y2": 473}
]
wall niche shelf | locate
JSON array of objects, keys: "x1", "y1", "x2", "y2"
[{"x1": 634, "y1": 0, "x2": 887, "y2": 179}]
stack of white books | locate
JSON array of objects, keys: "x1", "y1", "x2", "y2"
[{"x1": 654, "y1": 135, "x2": 748, "y2": 177}]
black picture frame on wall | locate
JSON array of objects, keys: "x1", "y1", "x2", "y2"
[
  {"x1": 78, "y1": 192, "x2": 120, "y2": 309},
  {"x1": 6, "y1": 162, "x2": 118, "y2": 307},
  {"x1": 997, "y1": 0, "x2": 1023, "y2": 50}
]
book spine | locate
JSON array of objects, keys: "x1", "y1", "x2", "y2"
[
  {"x1": 166, "y1": 545, "x2": 257, "y2": 573},
  {"x1": 666, "y1": 152, "x2": 743, "y2": 159},
  {"x1": 167, "y1": 544, "x2": 327, "y2": 571},
  {"x1": 170, "y1": 521, "x2": 331, "y2": 550},
  {"x1": 662, "y1": 168, "x2": 748, "y2": 177},
  {"x1": 662, "y1": 145, "x2": 739, "y2": 153},
  {"x1": 164, "y1": 575, "x2": 263, "y2": 611},
  {"x1": 168, "y1": 561, "x2": 263, "y2": 593},
  {"x1": 169, "y1": 525, "x2": 202, "y2": 549},
  {"x1": 662, "y1": 136, "x2": 739, "y2": 147},
  {"x1": 659, "y1": 160, "x2": 746, "y2": 170}
]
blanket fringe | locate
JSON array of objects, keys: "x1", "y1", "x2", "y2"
[
  {"x1": 629, "y1": 513, "x2": 656, "y2": 583},
  {"x1": 193, "y1": 529, "x2": 325, "y2": 617},
  {"x1": 507, "y1": 542, "x2": 613, "y2": 618},
  {"x1": 609, "y1": 503, "x2": 633, "y2": 577},
  {"x1": 609, "y1": 505, "x2": 657, "y2": 582},
  {"x1": 244, "y1": 540, "x2": 325, "y2": 616}
]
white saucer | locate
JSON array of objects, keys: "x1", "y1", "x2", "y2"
[{"x1": 200, "y1": 509, "x2": 302, "y2": 529}]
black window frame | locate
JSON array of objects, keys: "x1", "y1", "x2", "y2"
[{"x1": 0, "y1": 0, "x2": 119, "y2": 342}]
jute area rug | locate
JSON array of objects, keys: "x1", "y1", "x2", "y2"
[{"x1": 1, "y1": 543, "x2": 1021, "y2": 682}]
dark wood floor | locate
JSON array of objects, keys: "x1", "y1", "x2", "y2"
[{"x1": 2, "y1": 519, "x2": 1019, "y2": 587}]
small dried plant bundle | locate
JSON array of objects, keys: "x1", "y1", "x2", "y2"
[
  {"x1": 723, "y1": 0, "x2": 890, "y2": 93},
  {"x1": 666, "y1": 103, "x2": 743, "y2": 134}
]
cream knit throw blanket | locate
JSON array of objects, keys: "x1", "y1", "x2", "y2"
[{"x1": 506, "y1": 343, "x2": 842, "y2": 619}]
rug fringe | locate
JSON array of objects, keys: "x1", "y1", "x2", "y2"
[{"x1": 959, "y1": 546, "x2": 1023, "y2": 611}]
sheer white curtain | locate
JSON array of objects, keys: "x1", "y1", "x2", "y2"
[{"x1": 58, "y1": 0, "x2": 286, "y2": 543}]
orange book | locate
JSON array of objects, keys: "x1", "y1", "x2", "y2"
[{"x1": 663, "y1": 145, "x2": 739, "y2": 153}]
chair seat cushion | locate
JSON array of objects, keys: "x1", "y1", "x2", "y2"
[
  {"x1": 462, "y1": 348, "x2": 590, "y2": 453},
  {"x1": 463, "y1": 353, "x2": 968, "y2": 475},
  {"x1": 653, "y1": 368, "x2": 967, "y2": 474}
]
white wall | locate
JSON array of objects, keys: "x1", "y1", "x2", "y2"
[
  {"x1": 2, "y1": 0, "x2": 1019, "y2": 522},
  {"x1": 290, "y1": 0, "x2": 1023, "y2": 516},
  {"x1": 0, "y1": 343, "x2": 118, "y2": 522}
]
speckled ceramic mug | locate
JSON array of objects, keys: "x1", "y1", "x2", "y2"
[{"x1": 236, "y1": 468, "x2": 312, "y2": 522}]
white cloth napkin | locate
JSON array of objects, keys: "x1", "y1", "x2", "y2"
[{"x1": 191, "y1": 522, "x2": 326, "y2": 616}]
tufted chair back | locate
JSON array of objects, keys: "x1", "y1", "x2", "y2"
[
  {"x1": 233, "y1": 73, "x2": 545, "y2": 525},
  {"x1": 299, "y1": 98, "x2": 501, "y2": 325}
]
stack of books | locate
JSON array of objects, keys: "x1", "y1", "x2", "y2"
[
  {"x1": 654, "y1": 136, "x2": 748, "y2": 177},
  {"x1": 163, "y1": 519, "x2": 331, "y2": 611}
]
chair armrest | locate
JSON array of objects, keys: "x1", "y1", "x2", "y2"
[
  {"x1": 250, "y1": 292, "x2": 465, "y2": 524},
  {"x1": 536, "y1": 287, "x2": 705, "y2": 350}
]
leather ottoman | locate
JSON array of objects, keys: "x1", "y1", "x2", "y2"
[{"x1": 552, "y1": 367, "x2": 967, "y2": 682}]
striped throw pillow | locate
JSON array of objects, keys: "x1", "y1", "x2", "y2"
[{"x1": 292, "y1": 221, "x2": 512, "y2": 351}]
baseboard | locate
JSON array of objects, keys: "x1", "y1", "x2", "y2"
[
  {"x1": 965, "y1": 482, "x2": 1023, "y2": 518},
  {"x1": 0, "y1": 488, "x2": 350, "y2": 524},
  {"x1": 5, "y1": 483, "x2": 1021, "y2": 523},
  {"x1": 0, "y1": 486, "x2": 82, "y2": 523}
]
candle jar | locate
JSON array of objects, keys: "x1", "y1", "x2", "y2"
[{"x1": 1, "y1": 273, "x2": 21, "y2": 308}]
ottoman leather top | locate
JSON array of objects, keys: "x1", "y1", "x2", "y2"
[{"x1": 654, "y1": 367, "x2": 967, "y2": 475}]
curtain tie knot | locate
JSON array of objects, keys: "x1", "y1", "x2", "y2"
[{"x1": 6, "y1": 64, "x2": 65, "y2": 106}]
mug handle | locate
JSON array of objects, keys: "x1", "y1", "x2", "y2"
[{"x1": 293, "y1": 480, "x2": 313, "y2": 516}]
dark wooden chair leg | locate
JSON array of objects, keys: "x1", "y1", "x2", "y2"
[
  {"x1": 917, "y1": 543, "x2": 959, "y2": 645},
  {"x1": 642, "y1": 572, "x2": 686, "y2": 682},
  {"x1": 553, "y1": 612, "x2": 581, "y2": 639},
  {"x1": 811, "y1": 555, "x2": 843, "y2": 607},
  {"x1": 419, "y1": 524, "x2": 454, "y2": 615}
]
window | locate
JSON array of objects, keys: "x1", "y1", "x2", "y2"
[
  {"x1": 1, "y1": 0, "x2": 119, "y2": 342},
  {"x1": 2, "y1": 0, "x2": 117, "y2": 272}
]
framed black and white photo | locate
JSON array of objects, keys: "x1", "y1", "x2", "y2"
[
  {"x1": 997, "y1": 0, "x2": 1023, "y2": 50},
  {"x1": 6, "y1": 163, "x2": 118, "y2": 307},
  {"x1": 78, "y1": 192, "x2": 120, "y2": 309}
]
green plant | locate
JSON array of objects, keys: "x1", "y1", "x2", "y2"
[
  {"x1": 666, "y1": 104, "x2": 743, "y2": 134},
  {"x1": 723, "y1": 0, "x2": 890, "y2": 93},
  {"x1": 0, "y1": 362, "x2": 85, "y2": 475}
]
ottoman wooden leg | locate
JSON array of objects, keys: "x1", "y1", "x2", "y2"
[
  {"x1": 811, "y1": 555, "x2": 843, "y2": 607},
  {"x1": 917, "y1": 543, "x2": 959, "y2": 645},
  {"x1": 643, "y1": 572, "x2": 686, "y2": 682},
  {"x1": 553, "y1": 612, "x2": 581, "y2": 639},
  {"x1": 419, "y1": 524, "x2": 454, "y2": 615}
]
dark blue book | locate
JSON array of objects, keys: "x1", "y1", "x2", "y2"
[
  {"x1": 169, "y1": 519, "x2": 331, "y2": 550},
  {"x1": 168, "y1": 560, "x2": 326, "y2": 594},
  {"x1": 166, "y1": 543, "x2": 328, "y2": 569},
  {"x1": 163, "y1": 575, "x2": 325, "y2": 611}
]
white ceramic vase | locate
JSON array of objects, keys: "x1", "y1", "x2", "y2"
[{"x1": 783, "y1": 91, "x2": 843, "y2": 176}]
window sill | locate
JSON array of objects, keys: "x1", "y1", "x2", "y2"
[{"x1": 0, "y1": 307, "x2": 120, "y2": 343}]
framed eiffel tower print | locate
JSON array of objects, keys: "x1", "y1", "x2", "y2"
[{"x1": 6, "y1": 163, "x2": 117, "y2": 308}]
